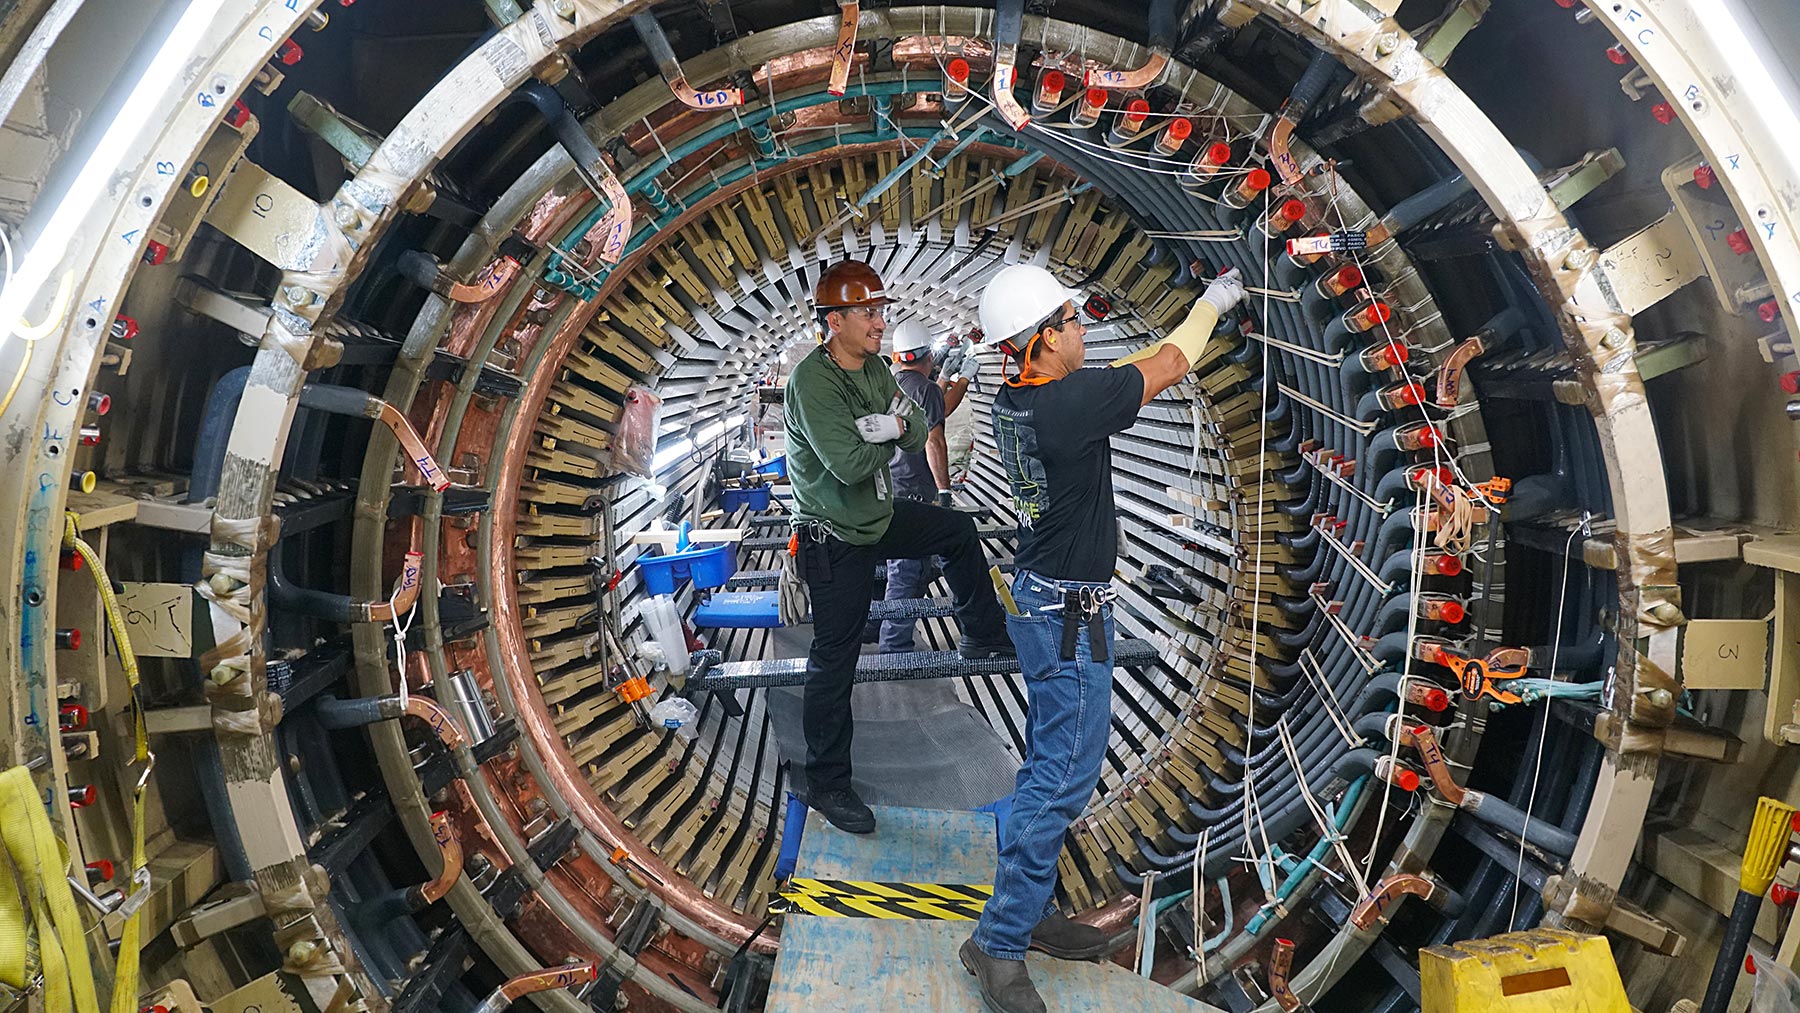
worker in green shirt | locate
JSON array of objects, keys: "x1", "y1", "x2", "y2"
[{"x1": 785, "y1": 260, "x2": 1015, "y2": 834}]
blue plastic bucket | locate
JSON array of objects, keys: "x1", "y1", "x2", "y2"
[
  {"x1": 721, "y1": 486, "x2": 771, "y2": 512},
  {"x1": 637, "y1": 541, "x2": 738, "y2": 595},
  {"x1": 755, "y1": 455, "x2": 787, "y2": 480}
]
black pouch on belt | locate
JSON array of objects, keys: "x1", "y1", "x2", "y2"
[
  {"x1": 801, "y1": 527, "x2": 832, "y2": 583},
  {"x1": 1058, "y1": 590, "x2": 1109, "y2": 663}
]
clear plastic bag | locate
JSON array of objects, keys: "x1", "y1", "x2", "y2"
[
  {"x1": 610, "y1": 384, "x2": 663, "y2": 478},
  {"x1": 649, "y1": 697, "x2": 700, "y2": 739},
  {"x1": 1753, "y1": 951, "x2": 1800, "y2": 1013}
]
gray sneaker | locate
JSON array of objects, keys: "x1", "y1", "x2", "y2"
[{"x1": 959, "y1": 938, "x2": 1047, "y2": 1013}]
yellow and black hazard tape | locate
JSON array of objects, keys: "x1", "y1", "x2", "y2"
[{"x1": 772, "y1": 878, "x2": 994, "y2": 920}]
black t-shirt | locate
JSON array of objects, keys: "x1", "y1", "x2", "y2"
[
  {"x1": 888, "y1": 367, "x2": 946, "y2": 501},
  {"x1": 992, "y1": 367, "x2": 1145, "y2": 581}
]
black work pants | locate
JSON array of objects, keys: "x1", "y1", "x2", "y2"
[{"x1": 801, "y1": 498, "x2": 1009, "y2": 795}]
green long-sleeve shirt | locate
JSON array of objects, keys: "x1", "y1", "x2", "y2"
[{"x1": 785, "y1": 344, "x2": 928, "y2": 544}]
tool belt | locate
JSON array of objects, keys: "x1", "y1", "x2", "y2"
[
  {"x1": 793, "y1": 520, "x2": 836, "y2": 581},
  {"x1": 1050, "y1": 585, "x2": 1117, "y2": 663}
]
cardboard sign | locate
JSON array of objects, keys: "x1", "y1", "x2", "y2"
[
  {"x1": 117, "y1": 582, "x2": 195, "y2": 659},
  {"x1": 1681, "y1": 618, "x2": 1769, "y2": 690}
]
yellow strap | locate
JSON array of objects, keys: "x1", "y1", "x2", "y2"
[
  {"x1": 0, "y1": 828, "x2": 25, "y2": 988},
  {"x1": 63, "y1": 514, "x2": 150, "y2": 1013},
  {"x1": 0, "y1": 767, "x2": 98, "y2": 1012}
]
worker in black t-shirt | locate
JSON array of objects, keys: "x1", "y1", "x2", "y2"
[{"x1": 957, "y1": 263, "x2": 1244, "y2": 1013}]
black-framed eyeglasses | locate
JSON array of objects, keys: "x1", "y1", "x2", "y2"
[{"x1": 1050, "y1": 312, "x2": 1080, "y2": 330}]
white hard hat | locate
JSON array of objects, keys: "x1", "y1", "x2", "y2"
[
  {"x1": 978, "y1": 264, "x2": 1083, "y2": 356},
  {"x1": 890, "y1": 318, "x2": 933, "y2": 356}
]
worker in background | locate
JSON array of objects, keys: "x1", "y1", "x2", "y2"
[
  {"x1": 785, "y1": 261, "x2": 1016, "y2": 836},
  {"x1": 878, "y1": 318, "x2": 979, "y2": 653},
  {"x1": 958, "y1": 263, "x2": 1245, "y2": 1013}
]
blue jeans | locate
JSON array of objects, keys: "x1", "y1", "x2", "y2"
[
  {"x1": 972, "y1": 570, "x2": 1114, "y2": 960},
  {"x1": 878, "y1": 554, "x2": 941, "y2": 653}
]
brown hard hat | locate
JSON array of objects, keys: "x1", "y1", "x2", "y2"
[{"x1": 814, "y1": 261, "x2": 889, "y2": 309}]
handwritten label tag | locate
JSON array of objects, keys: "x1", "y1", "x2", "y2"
[
  {"x1": 1681, "y1": 618, "x2": 1769, "y2": 690},
  {"x1": 117, "y1": 582, "x2": 196, "y2": 659}
]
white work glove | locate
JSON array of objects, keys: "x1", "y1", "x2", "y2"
[
  {"x1": 1198, "y1": 267, "x2": 1247, "y2": 317},
  {"x1": 953, "y1": 352, "x2": 981, "y2": 383},
  {"x1": 854, "y1": 413, "x2": 905, "y2": 444}
]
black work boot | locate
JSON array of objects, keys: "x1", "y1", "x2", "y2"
[
  {"x1": 810, "y1": 787, "x2": 875, "y2": 834},
  {"x1": 959, "y1": 938, "x2": 1047, "y2": 1013},
  {"x1": 957, "y1": 632, "x2": 1017, "y2": 661},
  {"x1": 1029, "y1": 910, "x2": 1110, "y2": 960}
]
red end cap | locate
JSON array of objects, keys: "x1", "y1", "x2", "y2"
[
  {"x1": 1790, "y1": 811, "x2": 1800, "y2": 834},
  {"x1": 1421, "y1": 687, "x2": 1450, "y2": 712},
  {"x1": 1605, "y1": 43, "x2": 1631, "y2": 65},
  {"x1": 90, "y1": 393, "x2": 111, "y2": 416},
  {"x1": 226, "y1": 99, "x2": 251, "y2": 128},
  {"x1": 948, "y1": 58, "x2": 970, "y2": 83},
  {"x1": 1782, "y1": 372, "x2": 1800, "y2": 395},
  {"x1": 111, "y1": 315, "x2": 139, "y2": 341},
  {"x1": 1333, "y1": 265, "x2": 1364, "y2": 291},
  {"x1": 1693, "y1": 164, "x2": 1716, "y2": 189},
  {"x1": 1433, "y1": 554, "x2": 1464, "y2": 577},
  {"x1": 1366, "y1": 301, "x2": 1393, "y2": 326},
  {"x1": 70, "y1": 785, "x2": 96, "y2": 807},
  {"x1": 1166, "y1": 117, "x2": 1193, "y2": 141},
  {"x1": 1728, "y1": 228, "x2": 1754, "y2": 255},
  {"x1": 1276, "y1": 937, "x2": 1294, "y2": 947},
  {"x1": 1205, "y1": 142, "x2": 1232, "y2": 166},
  {"x1": 1125, "y1": 98, "x2": 1150, "y2": 123},
  {"x1": 1277, "y1": 198, "x2": 1307, "y2": 223},
  {"x1": 1396, "y1": 769, "x2": 1420, "y2": 792},
  {"x1": 1748, "y1": 953, "x2": 1759, "y2": 975},
  {"x1": 1553, "y1": 0, "x2": 1578, "y2": 7},
  {"x1": 1438, "y1": 600, "x2": 1466, "y2": 624},
  {"x1": 279, "y1": 39, "x2": 303, "y2": 65},
  {"x1": 58, "y1": 629, "x2": 80, "y2": 651},
  {"x1": 1392, "y1": 382, "x2": 1425, "y2": 407},
  {"x1": 1651, "y1": 101, "x2": 1677, "y2": 124},
  {"x1": 1085, "y1": 87, "x2": 1109, "y2": 108},
  {"x1": 1773, "y1": 884, "x2": 1799, "y2": 906},
  {"x1": 1414, "y1": 465, "x2": 1453, "y2": 488},
  {"x1": 1041, "y1": 70, "x2": 1066, "y2": 92},
  {"x1": 1385, "y1": 341, "x2": 1410, "y2": 365},
  {"x1": 86, "y1": 860, "x2": 115, "y2": 881},
  {"x1": 143, "y1": 241, "x2": 168, "y2": 266},
  {"x1": 1416, "y1": 424, "x2": 1442, "y2": 448},
  {"x1": 59, "y1": 550, "x2": 83, "y2": 571},
  {"x1": 1760, "y1": 299, "x2": 1783, "y2": 323},
  {"x1": 1245, "y1": 168, "x2": 1272, "y2": 192},
  {"x1": 59, "y1": 704, "x2": 88, "y2": 730}
]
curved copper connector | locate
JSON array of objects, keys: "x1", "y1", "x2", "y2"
[
  {"x1": 1268, "y1": 937, "x2": 1304, "y2": 1012},
  {"x1": 590, "y1": 173, "x2": 633, "y2": 266},
  {"x1": 1269, "y1": 114, "x2": 1303, "y2": 185},
  {"x1": 375, "y1": 399, "x2": 452, "y2": 491},
  {"x1": 441, "y1": 255, "x2": 523, "y2": 304},
  {"x1": 632, "y1": 12, "x2": 745, "y2": 111},
  {"x1": 405, "y1": 694, "x2": 470, "y2": 752},
  {"x1": 669, "y1": 76, "x2": 746, "y2": 111},
  {"x1": 1349, "y1": 873, "x2": 1439, "y2": 930},
  {"x1": 1434, "y1": 335, "x2": 1485, "y2": 407},
  {"x1": 1397, "y1": 721, "x2": 1466, "y2": 806},
  {"x1": 365, "y1": 518, "x2": 424, "y2": 623},
  {"x1": 419, "y1": 810, "x2": 464, "y2": 904},
  {"x1": 1085, "y1": 50, "x2": 1169, "y2": 91},
  {"x1": 828, "y1": 1, "x2": 859, "y2": 97},
  {"x1": 992, "y1": 48, "x2": 1032, "y2": 130},
  {"x1": 473, "y1": 961, "x2": 600, "y2": 1013}
]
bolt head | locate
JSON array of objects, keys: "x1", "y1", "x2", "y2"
[
  {"x1": 1375, "y1": 32, "x2": 1400, "y2": 55},
  {"x1": 1564, "y1": 247, "x2": 1596, "y2": 270},
  {"x1": 1600, "y1": 326, "x2": 1627, "y2": 349},
  {"x1": 1647, "y1": 688, "x2": 1673, "y2": 708},
  {"x1": 286, "y1": 940, "x2": 317, "y2": 965}
]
